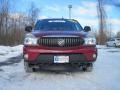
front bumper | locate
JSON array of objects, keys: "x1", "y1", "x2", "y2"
[{"x1": 23, "y1": 46, "x2": 97, "y2": 64}]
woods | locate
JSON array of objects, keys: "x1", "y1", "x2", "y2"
[{"x1": 0, "y1": 0, "x2": 39, "y2": 45}]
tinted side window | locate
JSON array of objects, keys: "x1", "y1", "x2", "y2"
[
  {"x1": 117, "y1": 39, "x2": 120, "y2": 41},
  {"x1": 110, "y1": 39, "x2": 115, "y2": 41}
]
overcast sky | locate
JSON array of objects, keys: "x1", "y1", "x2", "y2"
[{"x1": 13, "y1": 0, "x2": 120, "y2": 33}]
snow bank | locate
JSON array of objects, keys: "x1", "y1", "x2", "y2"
[
  {"x1": 0, "y1": 46, "x2": 10, "y2": 55},
  {"x1": 0, "y1": 45, "x2": 23, "y2": 62}
]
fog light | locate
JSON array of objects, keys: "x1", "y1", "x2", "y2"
[
  {"x1": 93, "y1": 54, "x2": 96, "y2": 58},
  {"x1": 24, "y1": 54, "x2": 28, "y2": 60}
]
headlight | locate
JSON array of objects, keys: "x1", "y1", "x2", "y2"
[
  {"x1": 84, "y1": 37, "x2": 96, "y2": 45},
  {"x1": 24, "y1": 34, "x2": 38, "y2": 45}
]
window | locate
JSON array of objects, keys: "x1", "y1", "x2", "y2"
[
  {"x1": 34, "y1": 19, "x2": 83, "y2": 31},
  {"x1": 110, "y1": 39, "x2": 115, "y2": 41},
  {"x1": 117, "y1": 38, "x2": 120, "y2": 41}
]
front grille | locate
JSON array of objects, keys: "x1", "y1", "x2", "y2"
[{"x1": 37, "y1": 37, "x2": 84, "y2": 47}]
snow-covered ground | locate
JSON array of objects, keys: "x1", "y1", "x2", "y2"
[
  {"x1": 0, "y1": 45, "x2": 23, "y2": 62},
  {"x1": 0, "y1": 45, "x2": 120, "y2": 90}
]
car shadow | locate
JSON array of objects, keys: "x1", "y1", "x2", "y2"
[{"x1": 30, "y1": 66, "x2": 89, "y2": 75}]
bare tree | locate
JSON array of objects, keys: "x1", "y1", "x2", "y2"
[
  {"x1": 0, "y1": 0, "x2": 26, "y2": 45},
  {"x1": 0, "y1": 0, "x2": 10, "y2": 45},
  {"x1": 28, "y1": 2, "x2": 40, "y2": 27},
  {"x1": 0, "y1": 1, "x2": 40, "y2": 45},
  {"x1": 97, "y1": 0, "x2": 107, "y2": 45}
]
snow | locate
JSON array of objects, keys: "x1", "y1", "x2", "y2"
[
  {"x1": 0, "y1": 45, "x2": 23, "y2": 62},
  {"x1": 0, "y1": 45, "x2": 120, "y2": 90}
]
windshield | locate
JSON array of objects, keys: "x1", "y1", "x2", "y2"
[{"x1": 34, "y1": 19, "x2": 83, "y2": 31}]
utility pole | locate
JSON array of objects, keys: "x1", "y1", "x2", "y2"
[{"x1": 68, "y1": 5, "x2": 72, "y2": 19}]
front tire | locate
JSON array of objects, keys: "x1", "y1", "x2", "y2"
[
  {"x1": 82, "y1": 63, "x2": 93, "y2": 72},
  {"x1": 106, "y1": 43, "x2": 109, "y2": 47},
  {"x1": 24, "y1": 61, "x2": 33, "y2": 73},
  {"x1": 114, "y1": 43, "x2": 117, "y2": 47}
]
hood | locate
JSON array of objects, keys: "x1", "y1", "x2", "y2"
[{"x1": 31, "y1": 30, "x2": 88, "y2": 38}]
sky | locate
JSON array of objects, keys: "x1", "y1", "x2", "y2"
[{"x1": 13, "y1": 0, "x2": 120, "y2": 33}]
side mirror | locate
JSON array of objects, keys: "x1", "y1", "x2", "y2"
[
  {"x1": 84, "y1": 26, "x2": 91, "y2": 32},
  {"x1": 25, "y1": 26, "x2": 32, "y2": 32}
]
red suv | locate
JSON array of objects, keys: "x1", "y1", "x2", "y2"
[{"x1": 23, "y1": 19, "x2": 97, "y2": 72}]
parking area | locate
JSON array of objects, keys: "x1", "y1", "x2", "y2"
[{"x1": 0, "y1": 46, "x2": 120, "y2": 90}]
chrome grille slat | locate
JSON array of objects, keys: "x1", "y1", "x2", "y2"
[{"x1": 37, "y1": 37, "x2": 84, "y2": 47}]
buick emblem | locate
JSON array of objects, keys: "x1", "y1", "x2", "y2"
[{"x1": 58, "y1": 39, "x2": 65, "y2": 46}]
